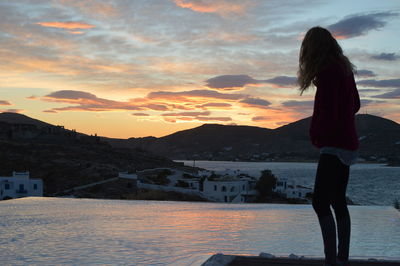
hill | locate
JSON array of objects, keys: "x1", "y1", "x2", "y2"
[
  {"x1": 0, "y1": 112, "x2": 183, "y2": 195},
  {"x1": 105, "y1": 114, "x2": 400, "y2": 164},
  {"x1": 0, "y1": 112, "x2": 53, "y2": 127}
]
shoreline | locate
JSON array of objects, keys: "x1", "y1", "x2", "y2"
[{"x1": 175, "y1": 159, "x2": 399, "y2": 167}]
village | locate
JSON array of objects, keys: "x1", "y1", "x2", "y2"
[{"x1": 0, "y1": 167, "x2": 313, "y2": 203}]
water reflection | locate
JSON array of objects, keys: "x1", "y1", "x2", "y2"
[{"x1": 1, "y1": 198, "x2": 399, "y2": 265}]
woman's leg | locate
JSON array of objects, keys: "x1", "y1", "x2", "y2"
[
  {"x1": 312, "y1": 154, "x2": 338, "y2": 264},
  {"x1": 330, "y1": 159, "x2": 350, "y2": 263}
]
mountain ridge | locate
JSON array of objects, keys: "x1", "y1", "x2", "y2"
[
  {"x1": 1, "y1": 112, "x2": 399, "y2": 164},
  {"x1": 109, "y1": 114, "x2": 400, "y2": 164},
  {"x1": 0, "y1": 112, "x2": 54, "y2": 127}
]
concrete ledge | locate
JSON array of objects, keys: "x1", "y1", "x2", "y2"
[
  {"x1": 201, "y1": 253, "x2": 236, "y2": 266},
  {"x1": 201, "y1": 253, "x2": 400, "y2": 266}
]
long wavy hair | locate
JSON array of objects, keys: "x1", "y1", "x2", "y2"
[{"x1": 298, "y1": 26, "x2": 355, "y2": 95}]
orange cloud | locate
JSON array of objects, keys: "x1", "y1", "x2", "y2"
[
  {"x1": 36, "y1": 21, "x2": 95, "y2": 30},
  {"x1": 40, "y1": 89, "x2": 304, "y2": 126},
  {"x1": 173, "y1": 0, "x2": 249, "y2": 16},
  {"x1": 0, "y1": 100, "x2": 11, "y2": 105},
  {"x1": 68, "y1": 31, "x2": 84, "y2": 35},
  {"x1": 247, "y1": 106, "x2": 304, "y2": 129},
  {"x1": 42, "y1": 90, "x2": 183, "y2": 113},
  {"x1": 197, "y1": 102, "x2": 232, "y2": 109},
  {"x1": 2, "y1": 49, "x2": 139, "y2": 78},
  {"x1": 60, "y1": 0, "x2": 119, "y2": 17},
  {"x1": 26, "y1": 96, "x2": 38, "y2": 100}
]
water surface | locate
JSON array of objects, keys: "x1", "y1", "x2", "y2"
[{"x1": 1, "y1": 197, "x2": 399, "y2": 265}]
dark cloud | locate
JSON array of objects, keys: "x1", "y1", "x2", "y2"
[
  {"x1": 0, "y1": 109, "x2": 23, "y2": 113},
  {"x1": 327, "y1": 12, "x2": 398, "y2": 39},
  {"x1": 281, "y1": 100, "x2": 314, "y2": 108},
  {"x1": 198, "y1": 102, "x2": 232, "y2": 108},
  {"x1": 132, "y1": 113, "x2": 150, "y2": 116},
  {"x1": 0, "y1": 100, "x2": 11, "y2": 105},
  {"x1": 46, "y1": 90, "x2": 97, "y2": 100},
  {"x1": 205, "y1": 75, "x2": 260, "y2": 89},
  {"x1": 357, "y1": 79, "x2": 400, "y2": 88},
  {"x1": 144, "y1": 104, "x2": 169, "y2": 111},
  {"x1": 43, "y1": 110, "x2": 57, "y2": 113},
  {"x1": 356, "y1": 69, "x2": 376, "y2": 78},
  {"x1": 205, "y1": 74, "x2": 297, "y2": 89},
  {"x1": 359, "y1": 88, "x2": 381, "y2": 93},
  {"x1": 240, "y1": 97, "x2": 271, "y2": 108},
  {"x1": 371, "y1": 88, "x2": 400, "y2": 99},
  {"x1": 44, "y1": 90, "x2": 167, "y2": 112},
  {"x1": 252, "y1": 116, "x2": 270, "y2": 122},
  {"x1": 41, "y1": 89, "x2": 273, "y2": 114},
  {"x1": 360, "y1": 99, "x2": 386, "y2": 106},
  {"x1": 371, "y1": 52, "x2": 399, "y2": 61},
  {"x1": 264, "y1": 76, "x2": 298, "y2": 87}
]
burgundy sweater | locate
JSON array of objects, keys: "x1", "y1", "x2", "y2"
[{"x1": 309, "y1": 61, "x2": 360, "y2": 151}]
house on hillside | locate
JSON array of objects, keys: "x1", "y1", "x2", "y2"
[
  {"x1": 175, "y1": 178, "x2": 200, "y2": 190},
  {"x1": 203, "y1": 177, "x2": 258, "y2": 203},
  {"x1": 274, "y1": 178, "x2": 312, "y2": 200},
  {"x1": 0, "y1": 171, "x2": 43, "y2": 200}
]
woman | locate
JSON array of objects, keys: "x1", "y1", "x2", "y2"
[{"x1": 298, "y1": 27, "x2": 360, "y2": 266}]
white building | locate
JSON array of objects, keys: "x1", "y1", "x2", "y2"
[
  {"x1": 274, "y1": 178, "x2": 312, "y2": 199},
  {"x1": 176, "y1": 178, "x2": 200, "y2": 190},
  {"x1": 136, "y1": 167, "x2": 260, "y2": 203},
  {"x1": 203, "y1": 177, "x2": 258, "y2": 203},
  {"x1": 0, "y1": 171, "x2": 43, "y2": 200},
  {"x1": 197, "y1": 170, "x2": 213, "y2": 178}
]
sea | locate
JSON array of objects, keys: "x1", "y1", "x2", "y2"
[
  {"x1": 0, "y1": 198, "x2": 399, "y2": 265},
  {"x1": 1, "y1": 161, "x2": 399, "y2": 265},
  {"x1": 178, "y1": 160, "x2": 400, "y2": 206}
]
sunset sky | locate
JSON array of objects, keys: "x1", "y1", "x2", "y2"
[{"x1": 1, "y1": 0, "x2": 399, "y2": 138}]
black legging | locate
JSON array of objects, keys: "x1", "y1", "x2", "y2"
[{"x1": 312, "y1": 153, "x2": 351, "y2": 264}]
